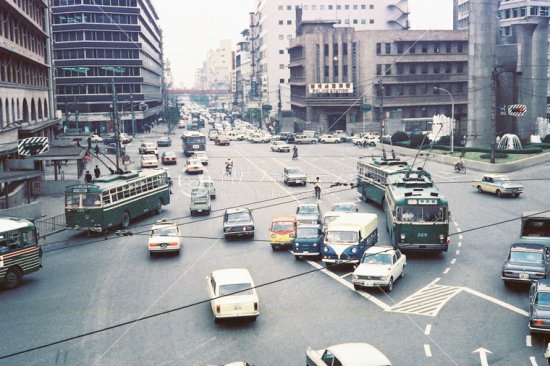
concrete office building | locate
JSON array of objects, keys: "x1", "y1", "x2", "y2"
[
  {"x1": 289, "y1": 21, "x2": 468, "y2": 135},
  {"x1": 252, "y1": 0, "x2": 410, "y2": 114},
  {"x1": 234, "y1": 29, "x2": 253, "y2": 112},
  {"x1": 205, "y1": 39, "x2": 232, "y2": 90},
  {"x1": 454, "y1": 0, "x2": 549, "y2": 145},
  {"x1": 51, "y1": 0, "x2": 164, "y2": 135},
  {"x1": 0, "y1": 0, "x2": 62, "y2": 214}
]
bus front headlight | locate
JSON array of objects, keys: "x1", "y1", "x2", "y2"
[
  {"x1": 351, "y1": 247, "x2": 357, "y2": 253},
  {"x1": 400, "y1": 234, "x2": 406, "y2": 240},
  {"x1": 439, "y1": 234, "x2": 445, "y2": 242},
  {"x1": 323, "y1": 247, "x2": 329, "y2": 253}
]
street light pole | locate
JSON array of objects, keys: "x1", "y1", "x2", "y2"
[{"x1": 434, "y1": 87, "x2": 454, "y2": 154}]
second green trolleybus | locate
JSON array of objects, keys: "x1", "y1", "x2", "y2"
[{"x1": 65, "y1": 169, "x2": 171, "y2": 233}]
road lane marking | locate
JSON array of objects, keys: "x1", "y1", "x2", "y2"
[
  {"x1": 424, "y1": 324, "x2": 432, "y2": 335},
  {"x1": 424, "y1": 344, "x2": 432, "y2": 357},
  {"x1": 307, "y1": 260, "x2": 390, "y2": 311},
  {"x1": 530, "y1": 356, "x2": 538, "y2": 366},
  {"x1": 450, "y1": 258, "x2": 456, "y2": 264},
  {"x1": 458, "y1": 242, "x2": 462, "y2": 247},
  {"x1": 443, "y1": 268, "x2": 450, "y2": 274},
  {"x1": 462, "y1": 287, "x2": 528, "y2": 317},
  {"x1": 456, "y1": 250, "x2": 460, "y2": 255},
  {"x1": 526, "y1": 335, "x2": 532, "y2": 347},
  {"x1": 340, "y1": 272, "x2": 352, "y2": 278}
]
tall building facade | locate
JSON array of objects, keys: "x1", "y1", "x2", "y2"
[
  {"x1": 205, "y1": 39, "x2": 232, "y2": 90},
  {"x1": 234, "y1": 29, "x2": 253, "y2": 111},
  {"x1": 51, "y1": 0, "x2": 163, "y2": 135},
  {"x1": 0, "y1": 0, "x2": 61, "y2": 212},
  {"x1": 253, "y1": 0, "x2": 410, "y2": 114},
  {"x1": 289, "y1": 22, "x2": 468, "y2": 134}
]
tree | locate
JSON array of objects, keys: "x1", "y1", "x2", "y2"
[{"x1": 391, "y1": 131, "x2": 409, "y2": 143}]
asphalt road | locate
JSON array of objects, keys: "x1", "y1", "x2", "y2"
[{"x1": 1, "y1": 127, "x2": 549, "y2": 366}]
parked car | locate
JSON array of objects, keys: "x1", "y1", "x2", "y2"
[
  {"x1": 472, "y1": 174, "x2": 524, "y2": 197},
  {"x1": 161, "y1": 151, "x2": 177, "y2": 165},
  {"x1": 283, "y1": 167, "x2": 307, "y2": 186},
  {"x1": 119, "y1": 132, "x2": 133, "y2": 144},
  {"x1": 352, "y1": 246, "x2": 406, "y2": 292},
  {"x1": 529, "y1": 278, "x2": 550, "y2": 335},
  {"x1": 319, "y1": 134, "x2": 340, "y2": 143},
  {"x1": 90, "y1": 134, "x2": 103, "y2": 143},
  {"x1": 306, "y1": 343, "x2": 392, "y2": 366},
  {"x1": 157, "y1": 136, "x2": 172, "y2": 147},
  {"x1": 296, "y1": 203, "x2": 322, "y2": 226},
  {"x1": 352, "y1": 133, "x2": 379, "y2": 146},
  {"x1": 294, "y1": 134, "x2": 318, "y2": 144},
  {"x1": 223, "y1": 207, "x2": 254, "y2": 239},
  {"x1": 139, "y1": 142, "x2": 158, "y2": 155},
  {"x1": 501, "y1": 243, "x2": 549, "y2": 286},
  {"x1": 185, "y1": 158, "x2": 203, "y2": 174},
  {"x1": 192, "y1": 151, "x2": 209, "y2": 165},
  {"x1": 206, "y1": 268, "x2": 259, "y2": 322},
  {"x1": 140, "y1": 154, "x2": 159, "y2": 168},
  {"x1": 331, "y1": 202, "x2": 359, "y2": 213},
  {"x1": 208, "y1": 128, "x2": 219, "y2": 141},
  {"x1": 190, "y1": 187, "x2": 211, "y2": 216},
  {"x1": 215, "y1": 135, "x2": 230, "y2": 146},
  {"x1": 148, "y1": 218, "x2": 181, "y2": 255},
  {"x1": 292, "y1": 224, "x2": 323, "y2": 260},
  {"x1": 271, "y1": 141, "x2": 291, "y2": 152}
]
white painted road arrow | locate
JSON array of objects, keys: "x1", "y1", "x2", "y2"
[{"x1": 473, "y1": 347, "x2": 492, "y2": 366}]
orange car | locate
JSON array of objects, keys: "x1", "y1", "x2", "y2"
[{"x1": 269, "y1": 215, "x2": 296, "y2": 251}]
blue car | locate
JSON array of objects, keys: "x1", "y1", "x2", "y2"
[{"x1": 292, "y1": 224, "x2": 323, "y2": 260}]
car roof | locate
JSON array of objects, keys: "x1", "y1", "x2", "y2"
[
  {"x1": 142, "y1": 154, "x2": 156, "y2": 158},
  {"x1": 226, "y1": 207, "x2": 251, "y2": 214},
  {"x1": 152, "y1": 218, "x2": 176, "y2": 228},
  {"x1": 324, "y1": 343, "x2": 391, "y2": 366},
  {"x1": 535, "y1": 279, "x2": 550, "y2": 291},
  {"x1": 212, "y1": 268, "x2": 253, "y2": 285},
  {"x1": 510, "y1": 243, "x2": 546, "y2": 252},
  {"x1": 272, "y1": 215, "x2": 295, "y2": 222},
  {"x1": 364, "y1": 246, "x2": 396, "y2": 255}
]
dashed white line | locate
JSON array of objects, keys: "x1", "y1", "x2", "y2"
[
  {"x1": 443, "y1": 268, "x2": 451, "y2": 274},
  {"x1": 424, "y1": 344, "x2": 432, "y2": 357},
  {"x1": 424, "y1": 324, "x2": 432, "y2": 335},
  {"x1": 456, "y1": 250, "x2": 460, "y2": 255},
  {"x1": 530, "y1": 356, "x2": 538, "y2": 366},
  {"x1": 458, "y1": 242, "x2": 462, "y2": 247},
  {"x1": 453, "y1": 222, "x2": 459, "y2": 227},
  {"x1": 450, "y1": 258, "x2": 457, "y2": 265},
  {"x1": 459, "y1": 234, "x2": 463, "y2": 239},
  {"x1": 526, "y1": 335, "x2": 532, "y2": 347}
]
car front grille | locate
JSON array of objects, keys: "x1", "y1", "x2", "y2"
[{"x1": 357, "y1": 275, "x2": 384, "y2": 281}]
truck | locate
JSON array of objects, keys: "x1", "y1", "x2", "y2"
[
  {"x1": 302, "y1": 130, "x2": 319, "y2": 139},
  {"x1": 520, "y1": 211, "x2": 550, "y2": 246}
]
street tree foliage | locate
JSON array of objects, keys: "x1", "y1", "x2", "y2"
[{"x1": 391, "y1": 131, "x2": 409, "y2": 143}]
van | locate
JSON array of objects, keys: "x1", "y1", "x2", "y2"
[
  {"x1": 269, "y1": 215, "x2": 296, "y2": 251},
  {"x1": 208, "y1": 129, "x2": 219, "y2": 141},
  {"x1": 190, "y1": 188, "x2": 211, "y2": 216},
  {"x1": 322, "y1": 213, "x2": 378, "y2": 266},
  {"x1": 292, "y1": 224, "x2": 323, "y2": 259}
]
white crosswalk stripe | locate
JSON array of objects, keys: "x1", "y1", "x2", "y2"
[{"x1": 386, "y1": 283, "x2": 463, "y2": 316}]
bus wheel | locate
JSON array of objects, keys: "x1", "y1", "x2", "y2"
[
  {"x1": 156, "y1": 199, "x2": 163, "y2": 214},
  {"x1": 121, "y1": 211, "x2": 130, "y2": 229},
  {"x1": 4, "y1": 267, "x2": 22, "y2": 290}
]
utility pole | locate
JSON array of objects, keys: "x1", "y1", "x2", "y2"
[
  {"x1": 112, "y1": 78, "x2": 121, "y2": 173},
  {"x1": 490, "y1": 68, "x2": 498, "y2": 163},
  {"x1": 130, "y1": 85, "x2": 135, "y2": 136},
  {"x1": 378, "y1": 78, "x2": 385, "y2": 137}
]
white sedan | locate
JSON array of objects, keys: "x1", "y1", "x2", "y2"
[
  {"x1": 206, "y1": 268, "x2": 259, "y2": 322},
  {"x1": 270, "y1": 141, "x2": 291, "y2": 152},
  {"x1": 319, "y1": 134, "x2": 340, "y2": 143},
  {"x1": 90, "y1": 134, "x2": 103, "y2": 143},
  {"x1": 147, "y1": 218, "x2": 181, "y2": 255},
  {"x1": 351, "y1": 246, "x2": 406, "y2": 292},
  {"x1": 185, "y1": 158, "x2": 203, "y2": 174}
]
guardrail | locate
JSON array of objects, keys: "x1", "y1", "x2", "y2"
[{"x1": 35, "y1": 214, "x2": 66, "y2": 238}]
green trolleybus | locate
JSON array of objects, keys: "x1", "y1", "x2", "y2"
[
  {"x1": 356, "y1": 153, "x2": 411, "y2": 206},
  {"x1": 384, "y1": 170, "x2": 450, "y2": 252},
  {"x1": 65, "y1": 169, "x2": 171, "y2": 232},
  {"x1": 182, "y1": 131, "x2": 206, "y2": 157},
  {"x1": 0, "y1": 217, "x2": 42, "y2": 290}
]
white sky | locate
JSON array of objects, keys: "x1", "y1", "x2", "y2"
[{"x1": 154, "y1": 0, "x2": 453, "y2": 88}]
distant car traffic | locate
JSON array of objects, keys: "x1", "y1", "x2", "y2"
[
  {"x1": 193, "y1": 151, "x2": 209, "y2": 165},
  {"x1": 157, "y1": 136, "x2": 172, "y2": 147},
  {"x1": 185, "y1": 158, "x2": 203, "y2": 174},
  {"x1": 294, "y1": 134, "x2": 318, "y2": 144},
  {"x1": 206, "y1": 268, "x2": 259, "y2": 322},
  {"x1": 139, "y1": 142, "x2": 158, "y2": 155},
  {"x1": 352, "y1": 133, "x2": 379, "y2": 146},
  {"x1": 215, "y1": 135, "x2": 230, "y2": 146},
  {"x1": 306, "y1": 342, "x2": 392, "y2": 366},
  {"x1": 223, "y1": 207, "x2": 254, "y2": 239},
  {"x1": 501, "y1": 243, "x2": 549, "y2": 286},
  {"x1": 271, "y1": 141, "x2": 291, "y2": 152},
  {"x1": 296, "y1": 203, "x2": 322, "y2": 226},
  {"x1": 352, "y1": 246, "x2": 406, "y2": 292},
  {"x1": 140, "y1": 154, "x2": 159, "y2": 168},
  {"x1": 199, "y1": 178, "x2": 216, "y2": 199},
  {"x1": 161, "y1": 151, "x2": 177, "y2": 165},
  {"x1": 319, "y1": 134, "x2": 340, "y2": 143},
  {"x1": 148, "y1": 218, "x2": 181, "y2": 255},
  {"x1": 283, "y1": 167, "x2": 307, "y2": 186},
  {"x1": 472, "y1": 174, "x2": 523, "y2": 197},
  {"x1": 529, "y1": 279, "x2": 550, "y2": 335},
  {"x1": 90, "y1": 134, "x2": 103, "y2": 143}
]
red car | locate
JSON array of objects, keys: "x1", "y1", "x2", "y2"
[{"x1": 161, "y1": 151, "x2": 177, "y2": 165}]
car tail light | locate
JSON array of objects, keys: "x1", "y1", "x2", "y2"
[
  {"x1": 148, "y1": 243, "x2": 157, "y2": 247},
  {"x1": 216, "y1": 304, "x2": 220, "y2": 314},
  {"x1": 534, "y1": 319, "x2": 544, "y2": 325},
  {"x1": 168, "y1": 242, "x2": 178, "y2": 247}
]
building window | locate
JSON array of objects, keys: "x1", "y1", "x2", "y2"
[
  {"x1": 409, "y1": 64, "x2": 416, "y2": 74},
  {"x1": 376, "y1": 43, "x2": 381, "y2": 54},
  {"x1": 279, "y1": 64, "x2": 285, "y2": 69},
  {"x1": 397, "y1": 43, "x2": 403, "y2": 54},
  {"x1": 280, "y1": 78, "x2": 285, "y2": 83},
  {"x1": 376, "y1": 64, "x2": 382, "y2": 76},
  {"x1": 279, "y1": 49, "x2": 284, "y2": 54},
  {"x1": 434, "y1": 43, "x2": 440, "y2": 53},
  {"x1": 320, "y1": 5, "x2": 324, "y2": 10},
  {"x1": 446, "y1": 42, "x2": 452, "y2": 53},
  {"x1": 311, "y1": 5, "x2": 317, "y2": 10},
  {"x1": 396, "y1": 64, "x2": 403, "y2": 74},
  {"x1": 445, "y1": 63, "x2": 451, "y2": 73},
  {"x1": 370, "y1": 4, "x2": 374, "y2": 9},
  {"x1": 287, "y1": 35, "x2": 292, "y2": 39},
  {"x1": 287, "y1": 5, "x2": 291, "y2": 10},
  {"x1": 344, "y1": 19, "x2": 350, "y2": 24},
  {"x1": 457, "y1": 63, "x2": 464, "y2": 73},
  {"x1": 361, "y1": 4, "x2": 366, "y2": 9},
  {"x1": 278, "y1": 5, "x2": 283, "y2": 10},
  {"x1": 361, "y1": 19, "x2": 366, "y2": 24},
  {"x1": 279, "y1": 20, "x2": 283, "y2": 25},
  {"x1": 385, "y1": 43, "x2": 391, "y2": 54},
  {"x1": 279, "y1": 35, "x2": 284, "y2": 40},
  {"x1": 287, "y1": 20, "x2": 292, "y2": 25},
  {"x1": 421, "y1": 64, "x2": 428, "y2": 74},
  {"x1": 421, "y1": 44, "x2": 428, "y2": 53},
  {"x1": 433, "y1": 64, "x2": 440, "y2": 74},
  {"x1": 353, "y1": 19, "x2": 358, "y2": 24},
  {"x1": 353, "y1": 5, "x2": 358, "y2": 9},
  {"x1": 409, "y1": 85, "x2": 416, "y2": 96},
  {"x1": 336, "y1": 5, "x2": 341, "y2": 10},
  {"x1": 457, "y1": 42, "x2": 464, "y2": 53},
  {"x1": 369, "y1": 19, "x2": 374, "y2": 24},
  {"x1": 384, "y1": 64, "x2": 392, "y2": 76},
  {"x1": 409, "y1": 45, "x2": 415, "y2": 54},
  {"x1": 345, "y1": 5, "x2": 349, "y2": 9},
  {"x1": 328, "y1": 5, "x2": 333, "y2": 10}
]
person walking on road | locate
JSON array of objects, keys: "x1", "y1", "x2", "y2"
[
  {"x1": 84, "y1": 170, "x2": 93, "y2": 183},
  {"x1": 94, "y1": 144, "x2": 100, "y2": 156},
  {"x1": 94, "y1": 165, "x2": 101, "y2": 178},
  {"x1": 314, "y1": 177, "x2": 321, "y2": 200}
]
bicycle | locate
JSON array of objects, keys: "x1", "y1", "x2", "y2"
[{"x1": 454, "y1": 163, "x2": 466, "y2": 174}]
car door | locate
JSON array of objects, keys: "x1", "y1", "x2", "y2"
[
  {"x1": 207, "y1": 275, "x2": 217, "y2": 313},
  {"x1": 395, "y1": 250, "x2": 406, "y2": 277},
  {"x1": 485, "y1": 177, "x2": 497, "y2": 194}
]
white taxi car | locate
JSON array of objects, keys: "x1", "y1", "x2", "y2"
[
  {"x1": 352, "y1": 246, "x2": 406, "y2": 292},
  {"x1": 270, "y1": 140, "x2": 291, "y2": 152},
  {"x1": 140, "y1": 154, "x2": 159, "y2": 168},
  {"x1": 319, "y1": 134, "x2": 340, "y2": 143},
  {"x1": 206, "y1": 268, "x2": 259, "y2": 322},
  {"x1": 193, "y1": 151, "x2": 209, "y2": 165},
  {"x1": 185, "y1": 158, "x2": 204, "y2": 174},
  {"x1": 148, "y1": 218, "x2": 181, "y2": 255}
]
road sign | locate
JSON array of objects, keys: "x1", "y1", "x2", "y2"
[
  {"x1": 18, "y1": 137, "x2": 49, "y2": 156},
  {"x1": 508, "y1": 104, "x2": 527, "y2": 117}
]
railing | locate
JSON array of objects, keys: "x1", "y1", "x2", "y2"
[{"x1": 35, "y1": 214, "x2": 66, "y2": 238}]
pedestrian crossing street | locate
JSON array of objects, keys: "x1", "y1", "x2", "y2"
[{"x1": 386, "y1": 283, "x2": 463, "y2": 316}]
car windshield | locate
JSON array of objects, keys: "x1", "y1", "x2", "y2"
[
  {"x1": 219, "y1": 283, "x2": 253, "y2": 296},
  {"x1": 188, "y1": 159, "x2": 200, "y2": 165},
  {"x1": 332, "y1": 204, "x2": 355, "y2": 213},
  {"x1": 227, "y1": 212, "x2": 251, "y2": 223},
  {"x1": 272, "y1": 222, "x2": 294, "y2": 232},
  {"x1": 298, "y1": 205, "x2": 319, "y2": 214},
  {"x1": 362, "y1": 252, "x2": 392, "y2": 265},
  {"x1": 536, "y1": 292, "x2": 550, "y2": 306},
  {"x1": 287, "y1": 168, "x2": 304, "y2": 175},
  {"x1": 397, "y1": 206, "x2": 446, "y2": 222},
  {"x1": 325, "y1": 230, "x2": 358, "y2": 243},
  {"x1": 164, "y1": 153, "x2": 175, "y2": 158},
  {"x1": 186, "y1": 136, "x2": 205, "y2": 144},
  {"x1": 143, "y1": 156, "x2": 156, "y2": 161},
  {"x1": 152, "y1": 227, "x2": 178, "y2": 236},
  {"x1": 510, "y1": 251, "x2": 543, "y2": 264},
  {"x1": 296, "y1": 227, "x2": 319, "y2": 239}
]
